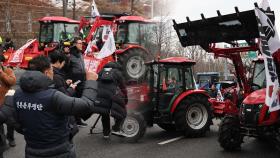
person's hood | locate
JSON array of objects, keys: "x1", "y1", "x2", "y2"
[{"x1": 20, "y1": 70, "x2": 54, "y2": 92}]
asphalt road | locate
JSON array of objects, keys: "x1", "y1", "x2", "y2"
[{"x1": 3, "y1": 117, "x2": 280, "y2": 158}]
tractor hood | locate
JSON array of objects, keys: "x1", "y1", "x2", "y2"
[{"x1": 243, "y1": 88, "x2": 266, "y2": 105}]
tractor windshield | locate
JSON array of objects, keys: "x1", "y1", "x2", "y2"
[
  {"x1": 152, "y1": 65, "x2": 195, "y2": 92},
  {"x1": 54, "y1": 23, "x2": 79, "y2": 42},
  {"x1": 252, "y1": 62, "x2": 266, "y2": 88},
  {"x1": 115, "y1": 22, "x2": 156, "y2": 47},
  {"x1": 40, "y1": 23, "x2": 79, "y2": 43}
]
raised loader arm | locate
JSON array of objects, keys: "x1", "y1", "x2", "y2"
[{"x1": 173, "y1": 6, "x2": 261, "y2": 96}]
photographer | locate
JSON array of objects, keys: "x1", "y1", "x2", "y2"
[{"x1": 94, "y1": 62, "x2": 128, "y2": 139}]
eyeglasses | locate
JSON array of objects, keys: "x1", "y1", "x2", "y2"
[{"x1": 76, "y1": 42, "x2": 83, "y2": 45}]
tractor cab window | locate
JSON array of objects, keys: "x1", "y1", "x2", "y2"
[
  {"x1": 39, "y1": 23, "x2": 54, "y2": 43},
  {"x1": 140, "y1": 23, "x2": 156, "y2": 49},
  {"x1": 127, "y1": 23, "x2": 140, "y2": 44},
  {"x1": 252, "y1": 62, "x2": 266, "y2": 89},
  {"x1": 159, "y1": 66, "x2": 183, "y2": 92},
  {"x1": 53, "y1": 23, "x2": 79, "y2": 42},
  {"x1": 116, "y1": 24, "x2": 127, "y2": 44},
  {"x1": 185, "y1": 67, "x2": 195, "y2": 89},
  {"x1": 150, "y1": 64, "x2": 159, "y2": 89}
]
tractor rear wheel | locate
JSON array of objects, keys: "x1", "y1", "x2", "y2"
[
  {"x1": 218, "y1": 116, "x2": 243, "y2": 151},
  {"x1": 121, "y1": 112, "x2": 147, "y2": 143},
  {"x1": 117, "y1": 48, "x2": 148, "y2": 82},
  {"x1": 174, "y1": 95, "x2": 211, "y2": 137},
  {"x1": 157, "y1": 123, "x2": 176, "y2": 132}
]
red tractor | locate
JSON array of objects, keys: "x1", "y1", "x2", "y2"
[
  {"x1": 173, "y1": 3, "x2": 280, "y2": 150},
  {"x1": 81, "y1": 14, "x2": 156, "y2": 82},
  {"x1": 3, "y1": 16, "x2": 80, "y2": 68},
  {"x1": 115, "y1": 57, "x2": 212, "y2": 142}
]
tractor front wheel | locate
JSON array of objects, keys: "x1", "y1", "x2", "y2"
[
  {"x1": 121, "y1": 112, "x2": 147, "y2": 143},
  {"x1": 174, "y1": 95, "x2": 211, "y2": 137},
  {"x1": 218, "y1": 116, "x2": 243, "y2": 151}
]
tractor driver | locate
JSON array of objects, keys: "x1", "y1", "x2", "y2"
[{"x1": 167, "y1": 77, "x2": 177, "y2": 92}]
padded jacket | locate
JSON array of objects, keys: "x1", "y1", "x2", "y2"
[
  {"x1": 94, "y1": 62, "x2": 128, "y2": 120},
  {"x1": 13, "y1": 71, "x2": 97, "y2": 156}
]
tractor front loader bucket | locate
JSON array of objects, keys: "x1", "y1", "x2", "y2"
[{"x1": 173, "y1": 8, "x2": 260, "y2": 49}]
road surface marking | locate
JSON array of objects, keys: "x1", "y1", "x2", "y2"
[{"x1": 158, "y1": 136, "x2": 184, "y2": 145}]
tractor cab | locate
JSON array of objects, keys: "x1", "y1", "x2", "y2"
[
  {"x1": 38, "y1": 16, "x2": 80, "y2": 48},
  {"x1": 147, "y1": 57, "x2": 196, "y2": 111}
]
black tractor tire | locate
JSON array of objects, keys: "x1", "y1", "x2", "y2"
[
  {"x1": 157, "y1": 123, "x2": 176, "y2": 132},
  {"x1": 121, "y1": 112, "x2": 147, "y2": 143},
  {"x1": 174, "y1": 95, "x2": 212, "y2": 137},
  {"x1": 117, "y1": 48, "x2": 148, "y2": 82},
  {"x1": 218, "y1": 116, "x2": 243, "y2": 151}
]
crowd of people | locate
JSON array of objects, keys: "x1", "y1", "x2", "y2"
[{"x1": 0, "y1": 36, "x2": 128, "y2": 158}]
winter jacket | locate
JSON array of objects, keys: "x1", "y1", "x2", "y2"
[
  {"x1": 53, "y1": 67, "x2": 75, "y2": 97},
  {"x1": 0, "y1": 66, "x2": 16, "y2": 106},
  {"x1": 53, "y1": 67, "x2": 78, "y2": 141},
  {"x1": 94, "y1": 62, "x2": 128, "y2": 120},
  {"x1": 13, "y1": 70, "x2": 97, "y2": 157},
  {"x1": 67, "y1": 47, "x2": 86, "y2": 82}
]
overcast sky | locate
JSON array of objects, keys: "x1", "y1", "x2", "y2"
[{"x1": 170, "y1": 0, "x2": 280, "y2": 31}]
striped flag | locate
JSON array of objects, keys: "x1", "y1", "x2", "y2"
[{"x1": 255, "y1": 0, "x2": 280, "y2": 112}]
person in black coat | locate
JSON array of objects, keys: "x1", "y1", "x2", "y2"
[
  {"x1": 49, "y1": 51, "x2": 79, "y2": 140},
  {"x1": 67, "y1": 37, "x2": 88, "y2": 127},
  {"x1": 94, "y1": 62, "x2": 128, "y2": 138},
  {"x1": 12, "y1": 55, "x2": 98, "y2": 158}
]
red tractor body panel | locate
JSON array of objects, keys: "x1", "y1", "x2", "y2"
[
  {"x1": 170, "y1": 90, "x2": 209, "y2": 113},
  {"x1": 84, "y1": 55, "x2": 114, "y2": 73},
  {"x1": 3, "y1": 39, "x2": 43, "y2": 68},
  {"x1": 116, "y1": 16, "x2": 154, "y2": 23},
  {"x1": 126, "y1": 83, "x2": 150, "y2": 110},
  {"x1": 38, "y1": 16, "x2": 80, "y2": 24},
  {"x1": 243, "y1": 88, "x2": 266, "y2": 105}
]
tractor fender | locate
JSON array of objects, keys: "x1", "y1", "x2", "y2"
[
  {"x1": 170, "y1": 90, "x2": 210, "y2": 113},
  {"x1": 115, "y1": 45, "x2": 149, "y2": 55}
]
